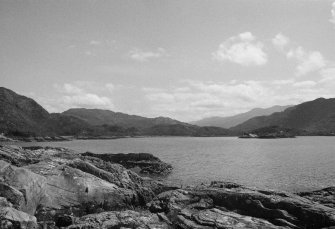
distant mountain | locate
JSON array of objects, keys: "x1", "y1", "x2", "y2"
[
  {"x1": 142, "y1": 124, "x2": 233, "y2": 137},
  {"x1": 62, "y1": 108, "x2": 182, "y2": 129},
  {"x1": 231, "y1": 98, "x2": 335, "y2": 135},
  {"x1": 192, "y1": 105, "x2": 292, "y2": 128},
  {"x1": 63, "y1": 108, "x2": 234, "y2": 136},
  {"x1": 0, "y1": 87, "x2": 233, "y2": 137}
]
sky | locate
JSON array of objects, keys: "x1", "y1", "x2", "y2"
[{"x1": 1, "y1": 0, "x2": 335, "y2": 122}]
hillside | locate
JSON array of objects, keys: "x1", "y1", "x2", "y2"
[
  {"x1": 231, "y1": 98, "x2": 335, "y2": 135},
  {"x1": 0, "y1": 87, "x2": 89, "y2": 136},
  {"x1": 63, "y1": 108, "x2": 183, "y2": 129},
  {"x1": 192, "y1": 105, "x2": 292, "y2": 128},
  {"x1": 0, "y1": 87, "x2": 50, "y2": 135},
  {"x1": 142, "y1": 124, "x2": 234, "y2": 136}
]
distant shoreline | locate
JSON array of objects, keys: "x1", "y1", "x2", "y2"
[{"x1": 3, "y1": 134, "x2": 335, "y2": 145}]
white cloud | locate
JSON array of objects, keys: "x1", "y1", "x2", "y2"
[
  {"x1": 63, "y1": 93, "x2": 112, "y2": 107},
  {"x1": 54, "y1": 82, "x2": 114, "y2": 110},
  {"x1": 213, "y1": 32, "x2": 268, "y2": 66},
  {"x1": 129, "y1": 48, "x2": 167, "y2": 62},
  {"x1": 62, "y1": 83, "x2": 83, "y2": 94},
  {"x1": 144, "y1": 80, "x2": 272, "y2": 120},
  {"x1": 272, "y1": 33, "x2": 289, "y2": 51},
  {"x1": 287, "y1": 46, "x2": 326, "y2": 76},
  {"x1": 84, "y1": 50, "x2": 95, "y2": 56},
  {"x1": 89, "y1": 40, "x2": 101, "y2": 46},
  {"x1": 238, "y1": 32, "x2": 255, "y2": 41},
  {"x1": 106, "y1": 83, "x2": 115, "y2": 92},
  {"x1": 320, "y1": 67, "x2": 335, "y2": 83},
  {"x1": 271, "y1": 33, "x2": 329, "y2": 76},
  {"x1": 330, "y1": 1, "x2": 335, "y2": 24},
  {"x1": 292, "y1": 81, "x2": 317, "y2": 88},
  {"x1": 143, "y1": 77, "x2": 335, "y2": 121},
  {"x1": 97, "y1": 64, "x2": 153, "y2": 77}
]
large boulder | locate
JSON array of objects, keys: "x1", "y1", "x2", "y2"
[
  {"x1": 0, "y1": 159, "x2": 159, "y2": 227},
  {"x1": 78, "y1": 156, "x2": 176, "y2": 195},
  {"x1": 0, "y1": 145, "x2": 176, "y2": 228},
  {"x1": 0, "y1": 160, "x2": 48, "y2": 215},
  {"x1": 0, "y1": 159, "x2": 142, "y2": 211},
  {"x1": 66, "y1": 158, "x2": 157, "y2": 205}
]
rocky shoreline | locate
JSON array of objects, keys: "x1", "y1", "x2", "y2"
[{"x1": 0, "y1": 144, "x2": 335, "y2": 228}]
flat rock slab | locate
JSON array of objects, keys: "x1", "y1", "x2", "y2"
[
  {"x1": 148, "y1": 182, "x2": 335, "y2": 229},
  {"x1": 177, "y1": 208, "x2": 284, "y2": 229},
  {"x1": 67, "y1": 210, "x2": 169, "y2": 229}
]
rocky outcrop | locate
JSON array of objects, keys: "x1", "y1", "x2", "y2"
[
  {"x1": 148, "y1": 181, "x2": 335, "y2": 229},
  {"x1": 298, "y1": 187, "x2": 335, "y2": 209},
  {"x1": 0, "y1": 197, "x2": 37, "y2": 229},
  {"x1": 67, "y1": 210, "x2": 170, "y2": 229},
  {"x1": 0, "y1": 206, "x2": 38, "y2": 229},
  {"x1": 0, "y1": 145, "x2": 175, "y2": 228},
  {"x1": 0, "y1": 145, "x2": 78, "y2": 166},
  {"x1": 0, "y1": 145, "x2": 40, "y2": 166},
  {"x1": 82, "y1": 152, "x2": 173, "y2": 175},
  {"x1": 0, "y1": 183, "x2": 25, "y2": 209},
  {"x1": 14, "y1": 136, "x2": 71, "y2": 142}
]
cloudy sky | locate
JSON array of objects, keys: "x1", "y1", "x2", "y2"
[{"x1": 1, "y1": 0, "x2": 335, "y2": 121}]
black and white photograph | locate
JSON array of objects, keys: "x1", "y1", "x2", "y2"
[{"x1": 1, "y1": 0, "x2": 335, "y2": 228}]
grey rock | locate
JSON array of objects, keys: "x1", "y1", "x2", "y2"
[
  {"x1": 0, "y1": 207, "x2": 38, "y2": 229},
  {"x1": 67, "y1": 210, "x2": 170, "y2": 229},
  {"x1": 0, "y1": 183, "x2": 25, "y2": 209}
]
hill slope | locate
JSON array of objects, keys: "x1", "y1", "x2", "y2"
[
  {"x1": 231, "y1": 98, "x2": 335, "y2": 134},
  {"x1": 0, "y1": 87, "x2": 50, "y2": 135},
  {"x1": 0, "y1": 87, "x2": 89, "y2": 136},
  {"x1": 192, "y1": 105, "x2": 292, "y2": 128},
  {"x1": 142, "y1": 124, "x2": 233, "y2": 136},
  {"x1": 62, "y1": 108, "x2": 183, "y2": 129}
]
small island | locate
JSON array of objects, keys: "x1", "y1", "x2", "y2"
[{"x1": 239, "y1": 126, "x2": 296, "y2": 139}]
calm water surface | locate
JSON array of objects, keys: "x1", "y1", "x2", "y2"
[{"x1": 17, "y1": 136, "x2": 335, "y2": 192}]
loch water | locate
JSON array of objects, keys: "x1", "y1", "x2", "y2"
[{"x1": 17, "y1": 136, "x2": 335, "y2": 192}]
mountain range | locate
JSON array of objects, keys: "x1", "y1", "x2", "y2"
[
  {"x1": 2, "y1": 86, "x2": 335, "y2": 137},
  {"x1": 191, "y1": 105, "x2": 292, "y2": 128},
  {"x1": 0, "y1": 87, "x2": 233, "y2": 137},
  {"x1": 63, "y1": 108, "x2": 182, "y2": 129}
]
